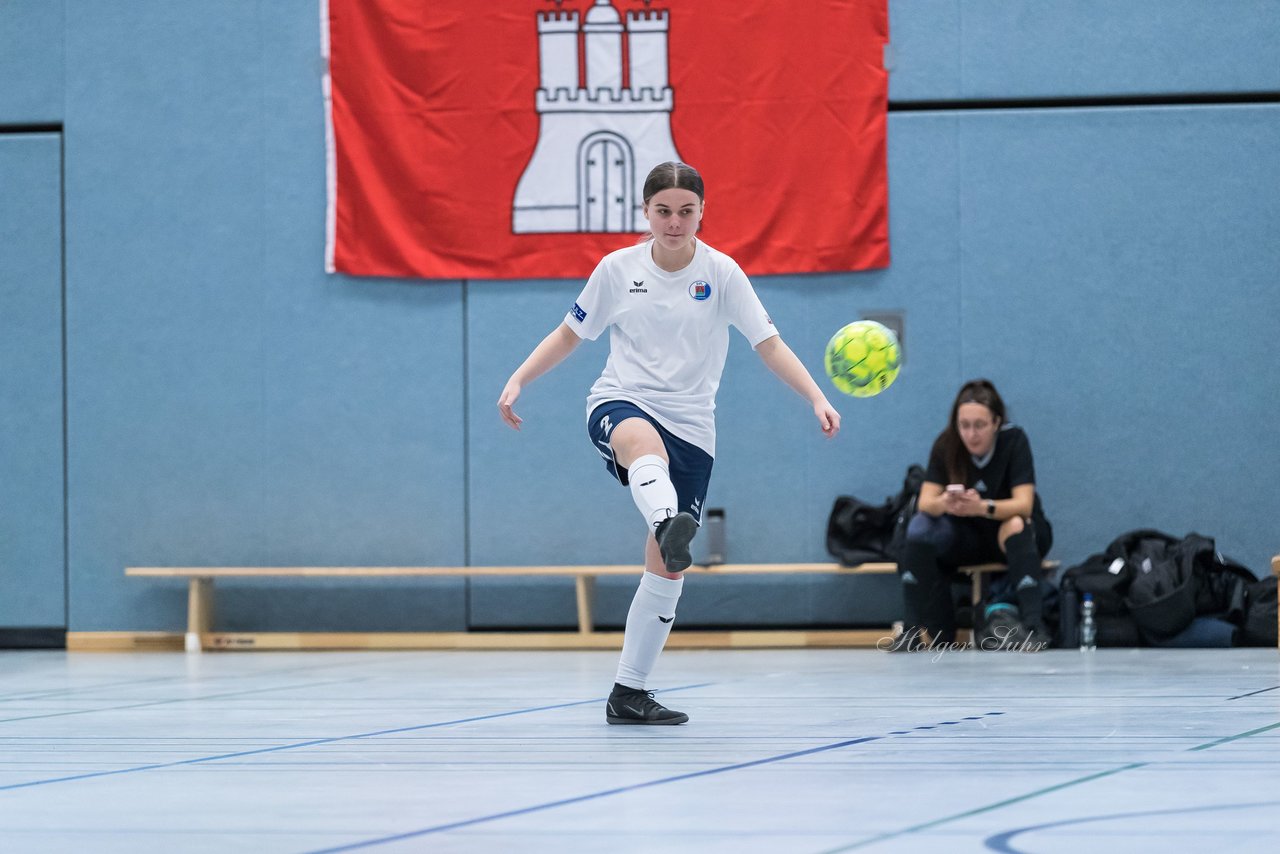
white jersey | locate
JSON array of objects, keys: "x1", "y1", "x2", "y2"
[{"x1": 567, "y1": 239, "x2": 778, "y2": 457}]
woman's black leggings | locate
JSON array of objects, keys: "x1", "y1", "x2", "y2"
[{"x1": 898, "y1": 511, "x2": 1052, "y2": 641}]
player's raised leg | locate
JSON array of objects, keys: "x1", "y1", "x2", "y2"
[{"x1": 610, "y1": 417, "x2": 698, "y2": 575}]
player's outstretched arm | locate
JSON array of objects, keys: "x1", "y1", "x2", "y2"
[
  {"x1": 498, "y1": 322, "x2": 583, "y2": 431},
  {"x1": 754, "y1": 335, "x2": 841, "y2": 438}
]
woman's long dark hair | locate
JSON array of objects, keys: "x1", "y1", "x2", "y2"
[{"x1": 931, "y1": 378, "x2": 1006, "y2": 484}]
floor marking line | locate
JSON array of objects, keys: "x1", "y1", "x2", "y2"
[
  {"x1": 0, "y1": 675, "x2": 179, "y2": 703},
  {"x1": 820, "y1": 717, "x2": 1280, "y2": 852},
  {"x1": 305, "y1": 737, "x2": 887, "y2": 853},
  {"x1": 1227, "y1": 684, "x2": 1280, "y2": 700},
  {"x1": 0, "y1": 679, "x2": 364, "y2": 724},
  {"x1": 983, "y1": 800, "x2": 1280, "y2": 853},
  {"x1": 0, "y1": 654, "x2": 394, "y2": 703},
  {"x1": 1187, "y1": 719, "x2": 1280, "y2": 750},
  {"x1": 0, "y1": 683, "x2": 709, "y2": 792},
  {"x1": 819, "y1": 764, "x2": 1148, "y2": 853},
  {"x1": 302, "y1": 712, "x2": 1006, "y2": 853}
]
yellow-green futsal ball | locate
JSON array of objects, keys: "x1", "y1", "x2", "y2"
[{"x1": 824, "y1": 320, "x2": 901, "y2": 397}]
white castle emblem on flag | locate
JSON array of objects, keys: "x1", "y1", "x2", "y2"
[{"x1": 513, "y1": 0, "x2": 684, "y2": 234}]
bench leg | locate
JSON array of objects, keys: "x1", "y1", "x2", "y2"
[
  {"x1": 575, "y1": 575, "x2": 596, "y2": 635},
  {"x1": 186, "y1": 577, "x2": 214, "y2": 653}
]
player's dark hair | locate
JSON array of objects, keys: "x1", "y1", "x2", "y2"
[
  {"x1": 932, "y1": 378, "x2": 1006, "y2": 484},
  {"x1": 642, "y1": 161, "x2": 704, "y2": 203}
]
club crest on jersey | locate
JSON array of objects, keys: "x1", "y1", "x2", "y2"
[{"x1": 689, "y1": 280, "x2": 712, "y2": 301}]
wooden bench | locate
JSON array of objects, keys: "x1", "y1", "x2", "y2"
[{"x1": 121, "y1": 560, "x2": 1042, "y2": 652}]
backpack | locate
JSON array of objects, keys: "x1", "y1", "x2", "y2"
[
  {"x1": 1120, "y1": 530, "x2": 1254, "y2": 643},
  {"x1": 1240, "y1": 575, "x2": 1278, "y2": 647},
  {"x1": 1109, "y1": 529, "x2": 1195, "y2": 643},
  {"x1": 1056, "y1": 554, "x2": 1140, "y2": 647},
  {"x1": 825, "y1": 464, "x2": 925, "y2": 566},
  {"x1": 1058, "y1": 529, "x2": 1257, "y2": 647},
  {"x1": 886, "y1": 465, "x2": 926, "y2": 563}
]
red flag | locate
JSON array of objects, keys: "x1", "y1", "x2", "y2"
[{"x1": 324, "y1": 0, "x2": 888, "y2": 279}]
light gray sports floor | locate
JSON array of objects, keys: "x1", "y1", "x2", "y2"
[{"x1": 1, "y1": 647, "x2": 1278, "y2": 853}]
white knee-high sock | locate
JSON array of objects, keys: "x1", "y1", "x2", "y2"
[
  {"x1": 615, "y1": 571, "x2": 684, "y2": 689},
  {"x1": 628, "y1": 454, "x2": 678, "y2": 529}
]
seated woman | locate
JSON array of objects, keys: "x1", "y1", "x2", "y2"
[{"x1": 892, "y1": 379, "x2": 1052, "y2": 650}]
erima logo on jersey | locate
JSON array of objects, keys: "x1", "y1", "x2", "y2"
[
  {"x1": 689, "y1": 280, "x2": 711, "y2": 301},
  {"x1": 571, "y1": 303, "x2": 586, "y2": 322},
  {"x1": 629, "y1": 280, "x2": 648, "y2": 293}
]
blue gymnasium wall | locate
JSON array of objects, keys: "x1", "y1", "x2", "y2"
[{"x1": 0, "y1": 1, "x2": 1277, "y2": 634}]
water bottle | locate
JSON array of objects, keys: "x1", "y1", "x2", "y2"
[
  {"x1": 704, "y1": 508, "x2": 726, "y2": 565},
  {"x1": 1079, "y1": 592, "x2": 1097, "y2": 651}
]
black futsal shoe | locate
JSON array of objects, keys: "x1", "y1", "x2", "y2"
[
  {"x1": 605, "y1": 683, "x2": 689, "y2": 725},
  {"x1": 654, "y1": 512, "x2": 698, "y2": 573}
]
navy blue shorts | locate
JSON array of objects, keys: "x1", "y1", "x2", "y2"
[{"x1": 587, "y1": 400, "x2": 714, "y2": 524}]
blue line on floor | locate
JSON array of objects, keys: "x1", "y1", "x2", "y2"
[
  {"x1": 0, "y1": 675, "x2": 180, "y2": 703},
  {"x1": 306, "y1": 736, "x2": 885, "y2": 853},
  {"x1": 984, "y1": 801, "x2": 1280, "y2": 853},
  {"x1": 303, "y1": 711, "x2": 1007, "y2": 853},
  {"x1": 820, "y1": 718, "x2": 1280, "y2": 852},
  {"x1": 0, "y1": 679, "x2": 365, "y2": 724},
  {"x1": 0, "y1": 683, "x2": 711, "y2": 792}
]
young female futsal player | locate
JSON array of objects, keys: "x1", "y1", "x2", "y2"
[{"x1": 498, "y1": 162, "x2": 840, "y2": 725}]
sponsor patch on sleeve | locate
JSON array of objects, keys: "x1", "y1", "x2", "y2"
[{"x1": 571, "y1": 302, "x2": 587, "y2": 323}]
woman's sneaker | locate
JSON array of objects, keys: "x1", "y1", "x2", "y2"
[
  {"x1": 605, "y1": 683, "x2": 689, "y2": 725},
  {"x1": 654, "y1": 512, "x2": 698, "y2": 573}
]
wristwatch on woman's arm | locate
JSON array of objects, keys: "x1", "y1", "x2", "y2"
[{"x1": 985, "y1": 499, "x2": 996, "y2": 518}]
